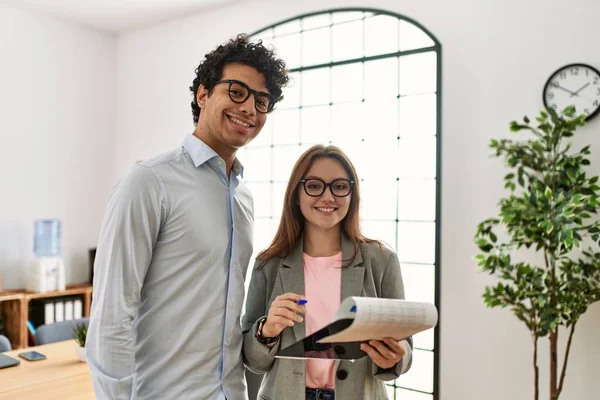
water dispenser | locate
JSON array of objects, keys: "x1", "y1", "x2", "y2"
[{"x1": 26, "y1": 219, "x2": 66, "y2": 292}]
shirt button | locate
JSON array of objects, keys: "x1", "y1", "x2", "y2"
[{"x1": 218, "y1": 160, "x2": 224, "y2": 166}]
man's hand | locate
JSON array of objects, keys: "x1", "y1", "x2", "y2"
[{"x1": 360, "y1": 338, "x2": 406, "y2": 370}]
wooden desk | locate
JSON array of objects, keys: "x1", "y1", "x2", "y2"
[{"x1": 0, "y1": 340, "x2": 93, "y2": 399}]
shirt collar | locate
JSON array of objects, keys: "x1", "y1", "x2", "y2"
[
  {"x1": 232, "y1": 158, "x2": 244, "y2": 178},
  {"x1": 182, "y1": 134, "x2": 245, "y2": 178}
]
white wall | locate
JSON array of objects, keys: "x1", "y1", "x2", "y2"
[
  {"x1": 0, "y1": 6, "x2": 117, "y2": 288},
  {"x1": 114, "y1": 0, "x2": 600, "y2": 399}
]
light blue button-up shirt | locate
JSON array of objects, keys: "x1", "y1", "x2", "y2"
[{"x1": 87, "y1": 134, "x2": 254, "y2": 400}]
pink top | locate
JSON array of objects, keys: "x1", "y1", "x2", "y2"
[{"x1": 303, "y1": 252, "x2": 342, "y2": 389}]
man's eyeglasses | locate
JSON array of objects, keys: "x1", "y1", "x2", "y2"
[
  {"x1": 214, "y1": 79, "x2": 275, "y2": 114},
  {"x1": 300, "y1": 178, "x2": 354, "y2": 198}
]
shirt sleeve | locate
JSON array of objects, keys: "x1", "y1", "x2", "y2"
[
  {"x1": 241, "y1": 261, "x2": 281, "y2": 374},
  {"x1": 86, "y1": 166, "x2": 165, "y2": 400}
]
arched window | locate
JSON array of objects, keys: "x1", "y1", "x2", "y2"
[{"x1": 241, "y1": 8, "x2": 441, "y2": 399}]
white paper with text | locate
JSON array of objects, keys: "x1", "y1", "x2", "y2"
[{"x1": 318, "y1": 297, "x2": 438, "y2": 343}]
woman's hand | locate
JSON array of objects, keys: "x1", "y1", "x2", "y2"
[
  {"x1": 261, "y1": 293, "x2": 306, "y2": 338},
  {"x1": 360, "y1": 338, "x2": 406, "y2": 370}
]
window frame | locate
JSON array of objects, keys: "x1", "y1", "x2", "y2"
[{"x1": 249, "y1": 8, "x2": 442, "y2": 400}]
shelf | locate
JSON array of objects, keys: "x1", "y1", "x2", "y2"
[
  {"x1": 0, "y1": 283, "x2": 93, "y2": 350},
  {"x1": 0, "y1": 291, "x2": 25, "y2": 302},
  {"x1": 23, "y1": 284, "x2": 93, "y2": 301}
]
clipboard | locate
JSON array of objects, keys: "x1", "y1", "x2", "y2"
[
  {"x1": 275, "y1": 297, "x2": 438, "y2": 361},
  {"x1": 276, "y1": 319, "x2": 367, "y2": 360}
]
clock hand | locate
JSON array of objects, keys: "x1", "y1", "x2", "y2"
[
  {"x1": 570, "y1": 82, "x2": 590, "y2": 97},
  {"x1": 554, "y1": 85, "x2": 576, "y2": 95}
]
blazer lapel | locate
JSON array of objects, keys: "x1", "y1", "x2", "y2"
[
  {"x1": 340, "y1": 234, "x2": 365, "y2": 302},
  {"x1": 280, "y1": 237, "x2": 306, "y2": 341}
]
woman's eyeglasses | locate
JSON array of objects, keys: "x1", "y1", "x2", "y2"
[{"x1": 300, "y1": 178, "x2": 354, "y2": 197}]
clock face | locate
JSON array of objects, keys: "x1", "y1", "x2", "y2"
[{"x1": 543, "y1": 64, "x2": 600, "y2": 121}]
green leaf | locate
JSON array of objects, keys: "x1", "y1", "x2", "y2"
[
  {"x1": 580, "y1": 145, "x2": 591, "y2": 155},
  {"x1": 490, "y1": 232, "x2": 498, "y2": 243},
  {"x1": 563, "y1": 105, "x2": 576, "y2": 117},
  {"x1": 538, "y1": 123, "x2": 551, "y2": 133},
  {"x1": 476, "y1": 238, "x2": 493, "y2": 253},
  {"x1": 510, "y1": 122, "x2": 525, "y2": 132}
]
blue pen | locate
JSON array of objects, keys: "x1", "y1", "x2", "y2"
[{"x1": 298, "y1": 299, "x2": 308, "y2": 305}]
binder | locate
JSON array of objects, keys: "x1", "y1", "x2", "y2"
[
  {"x1": 65, "y1": 298, "x2": 74, "y2": 320},
  {"x1": 74, "y1": 299, "x2": 83, "y2": 319},
  {"x1": 54, "y1": 300, "x2": 64, "y2": 322},
  {"x1": 44, "y1": 301, "x2": 55, "y2": 325}
]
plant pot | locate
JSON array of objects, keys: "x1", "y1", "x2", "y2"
[{"x1": 75, "y1": 345, "x2": 86, "y2": 362}]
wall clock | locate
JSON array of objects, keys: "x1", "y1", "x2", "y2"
[{"x1": 543, "y1": 63, "x2": 600, "y2": 121}]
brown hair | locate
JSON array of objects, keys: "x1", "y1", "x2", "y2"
[{"x1": 256, "y1": 144, "x2": 381, "y2": 267}]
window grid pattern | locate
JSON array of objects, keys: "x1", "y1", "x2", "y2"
[{"x1": 244, "y1": 9, "x2": 441, "y2": 400}]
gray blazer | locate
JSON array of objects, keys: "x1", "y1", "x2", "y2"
[{"x1": 242, "y1": 235, "x2": 413, "y2": 400}]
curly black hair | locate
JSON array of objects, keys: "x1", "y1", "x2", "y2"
[{"x1": 189, "y1": 33, "x2": 290, "y2": 124}]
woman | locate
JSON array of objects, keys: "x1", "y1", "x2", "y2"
[{"x1": 242, "y1": 145, "x2": 412, "y2": 400}]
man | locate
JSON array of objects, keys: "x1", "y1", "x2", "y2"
[{"x1": 86, "y1": 34, "x2": 289, "y2": 400}]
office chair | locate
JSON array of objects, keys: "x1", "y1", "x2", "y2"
[
  {"x1": 0, "y1": 334, "x2": 11, "y2": 352},
  {"x1": 35, "y1": 318, "x2": 90, "y2": 345}
]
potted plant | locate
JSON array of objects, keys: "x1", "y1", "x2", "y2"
[
  {"x1": 474, "y1": 105, "x2": 600, "y2": 400},
  {"x1": 73, "y1": 323, "x2": 87, "y2": 362}
]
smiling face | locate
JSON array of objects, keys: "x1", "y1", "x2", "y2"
[
  {"x1": 298, "y1": 157, "x2": 352, "y2": 233},
  {"x1": 195, "y1": 63, "x2": 268, "y2": 160}
]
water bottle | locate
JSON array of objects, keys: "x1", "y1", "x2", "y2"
[{"x1": 33, "y1": 219, "x2": 61, "y2": 257}]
